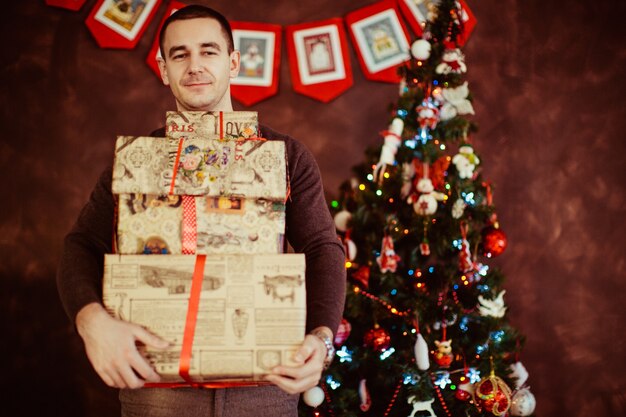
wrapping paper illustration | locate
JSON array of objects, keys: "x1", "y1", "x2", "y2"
[
  {"x1": 116, "y1": 194, "x2": 286, "y2": 255},
  {"x1": 166, "y1": 111, "x2": 259, "y2": 141},
  {"x1": 103, "y1": 253, "x2": 306, "y2": 382},
  {"x1": 112, "y1": 136, "x2": 287, "y2": 199}
]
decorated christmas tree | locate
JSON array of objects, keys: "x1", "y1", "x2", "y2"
[{"x1": 301, "y1": 1, "x2": 536, "y2": 416}]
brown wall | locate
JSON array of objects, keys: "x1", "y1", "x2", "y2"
[{"x1": 1, "y1": 1, "x2": 624, "y2": 416}]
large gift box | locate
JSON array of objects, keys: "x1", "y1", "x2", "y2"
[
  {"x1": 112, "y1": 136, "x2": 287, "y2": 199},
  {"x1": 103, "y1": 253, "x2": 306, "y2": 384},
  {"x1": 115, "y1": 194, "x2": 286, "y2": 255}
]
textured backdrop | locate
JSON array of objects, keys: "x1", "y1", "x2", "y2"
[{"x1": 1, "y1": 1, "x2": 624, "y2": 416}]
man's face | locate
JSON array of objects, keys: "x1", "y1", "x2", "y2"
[{"x1": 158, "y1": 18, "x2": 240, "y2": 112}]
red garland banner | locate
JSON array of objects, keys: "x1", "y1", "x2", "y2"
[
  {"x1": 230, "y1": 22, "x2": 282, "y2": 107},
  {"x1": 45, "y1": 0, "x2": 86, "y2": 11},
  {"x1": 86, "y1": 0, "x2": 162, "y2": 49},
  {"x1": 286, "y1": 18, "x2": 353, "y2": 103},
  {"x1": 398, "y1": 0, "x2": 476, "y2": 46},
  {"x1": 345, "y1": 0, "x2": 411, "y2": 83},
  {"x1": 146, "y1": 0, "x2": 187, "y2": 78}
]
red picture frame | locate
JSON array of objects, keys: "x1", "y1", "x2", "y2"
[
  {"x1": 230, "y1": 22, "x2": 282, "y2": 107},
  {"x1": 345, "y1": 0, "x2": 411, "y2": 83},
  {"x1": 85, "y1": 0, "x2": 162, "y2": 49},
  {"x1": 286, "y1": 18, "x2": 353, "y2": 102}
]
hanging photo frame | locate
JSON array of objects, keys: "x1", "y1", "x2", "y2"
[
  {"x1": 286, "y1": 18, "x2": 353, "y2": 102},
  {"x1": 45, "y1": 0, "x2": 87, "y2": 11},
  {"x1": 86, "y1": 0, "x2": 161, "y2": 49},
  {"x1": 230, "y1": 22, "x2": 282, "y2": 106},
  {"x1": 346, "y1": 0, "x2": 411, "y2": 83}
]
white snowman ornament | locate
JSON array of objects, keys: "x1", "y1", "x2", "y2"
[
  {"x1": 452, "y1": 145, "x2": 480, "y2": 179},
  {"x1": 436, "y1": 47, "x2": 467, "y2": 74},
  {"x1": 411, "y1": 178, "x2": 446, "y2": 216}
]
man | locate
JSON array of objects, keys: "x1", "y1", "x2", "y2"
[{"x1": 57, "y1": 5, "x2": 346, "y2": 416}]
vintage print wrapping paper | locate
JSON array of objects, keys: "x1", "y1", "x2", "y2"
[
  {"x1": 112, "y1": 136, "x2": 287, "y2": 200},
  {"x1": 103, "y1": 253, "x2": 306, "y2": 383},
  {"x1": 116, "y1": 194, "x2": 286, "y2": 255},
  {"x1": 165, "y1": 111, "x2": 259, "y2": 141}
]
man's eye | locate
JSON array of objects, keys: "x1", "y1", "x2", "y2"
[
  {"x1": 202, "y1": 51, "x2": 217, "y2": 56},
  {"x1": 173, "y1": 53, "x2": 186, "y2": 60}
]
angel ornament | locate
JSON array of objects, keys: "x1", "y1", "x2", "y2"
[{"x1": 438, "y1": 81, "x2": 475, "y2": 121}]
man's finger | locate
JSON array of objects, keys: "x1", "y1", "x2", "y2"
[
  {"x1": 118, "y1": 362, "x2": 145, "y2": 389},
  {"x1": 133, "y1": 326, "x2": 170, "y2": 350},
  {"x1": 128, "y1": 349, "x2": 161, "y2": 383}
]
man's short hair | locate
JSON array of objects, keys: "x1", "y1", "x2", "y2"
[{"x1": 159, "y1": 5, "x2": 234, "y2": 59}]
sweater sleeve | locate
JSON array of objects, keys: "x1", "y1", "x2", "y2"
[
  {"x1": 56, "y1": 167, "x2": 115, "y2": 324},
  {"x1": 283, "y1": 139, "x2": 346, "y2": 336}
]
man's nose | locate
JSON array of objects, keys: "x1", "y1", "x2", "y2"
[{"x1": 188, "y1": 53, "x2": 203, "y2": 74}]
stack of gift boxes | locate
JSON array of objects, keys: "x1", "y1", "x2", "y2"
[{"x1": 102, "y1": 111, "x2": 306, "y2": 384}]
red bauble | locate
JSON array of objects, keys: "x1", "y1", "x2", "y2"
[
  {"x1": 456, "y1": 388, "x2": 471, "y2": 401},
  {"x1": 363, "y1": 327, "x2": 391, "y2": 352},
  {"x1": 481, "y1": 226, "x2": 507, "y2": 257},
  {"x1": 334, "y1": 318, "x2": 352, "y2": 346},
  {"x1": 474, "y1": 376, "x2": 512, "y2": 416}
]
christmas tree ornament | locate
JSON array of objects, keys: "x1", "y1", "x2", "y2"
[
  {"x1": 414, "y1": 333, "x2": 430, "y2": 370},
  {"x1": 334, "y1": 318, "x2": 352, "y2": 346},
  {"x1": 456, "y1": 380, "x2": 474, "y2": 401},
  {"x1": 410, "y1": 39, "x2": 431, "y2": 60},
  {"x1": 375, "y1": 118, "x2": 404, "y2": 180},
  {"x1": 509, "y1": 387, "x2": 536, "y2": 416},
  {"x1": 376, "y1": 235, "x2": 401, "y2": 273},
  {"x1": 509, "y1": 361, "x2": 529, "y2": 389},
  {"x1": 473, "y1": 358, "x2": 512, "y2": 416},
  {"x1": 412, "y1": 178, "x2": 446, "y2": 216},
  {"x1": 452, "y1": 145, "x2": 481, "y2": 179},
  {"x1": 481, "y1": 226, "x2": 507, "y2": 257},
  {"x1": 477, "y1": 290, "x2": 507, "y2": 318},
  {"x1": 407, "y1": 157, "x2": 450, "y2": 206},
  {"x1": 458, "y1": 222, "x2": 477, "y2": 272},
  {"x1": 435, "y1": 47, "x2": 467, "y2": 74},
  {"x1": 343, "y1": 231, "x2": 357, "y2": 261},
  {"x1": 451, "y1": 198, "x2": 466, "y2": 219},
  {"x1": 439, "y1": 81, "x2": 475, "y2": 121},
  {"x1": 351, "y1": 265, "x2": 370, "y2": 288},
  {"x1": 419, "y1": 239, "x2": 431, "y2": 256},
  {"x1": 434, "y1": 339, "x2": 453, "y2": 368},
  {"x1": 416, "y1": 100, "x2": 440, "y2": 130},
  {"x1": 364, "y1": 326, "x2": 391, "y2": 352},
  {"x1": 303, "y1": 386, "x2": 325, "y2": 408},
  {"x1": 333, "y1": 210, "x2": 352, "y2": 232},
  {"x1": 358, "y1": 379, "x2": 372, "y2": 411},
  {"x1": 407, "y1": 396, "x2": 436, "y2": 417}
]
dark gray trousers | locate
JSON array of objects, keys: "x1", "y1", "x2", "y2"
[{"x1": 120, "y1": 385, "x2": 299, "y2": 417}]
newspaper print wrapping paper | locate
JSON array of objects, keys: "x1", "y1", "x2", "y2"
[
  {"x1": 165, "y1": 111, "x2": 259, "y2": 141},
  {"x1": 112, "y1": 136, "x2": 287, "y2": 199},
  {"x1": 103, "y1": 253, "x2": 306, "y2": 382},
  {"x1": 116, "y1": 194, "x2": 286, "y2": 255}
]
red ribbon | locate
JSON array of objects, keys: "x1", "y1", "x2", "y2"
[
  {"x1": 178, "y1": 255, "x2": 206, "y2": 383},
  {"x1": 219, "y1": 111, "x2": 224, "y2": 140},
  {"x1": 169, "y1": 138, "x2": 184, "y2": 195},
  {"x1": 181, "y1": 196, "x2": 197, "y2": 255}
]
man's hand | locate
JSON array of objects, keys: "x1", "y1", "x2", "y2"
[
  {"x1": 76, "y1": 302, "x2": 169, "y2": 389},
  {"x1": 264, "y1": 327, "x2": 331, "y2": 395}
]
